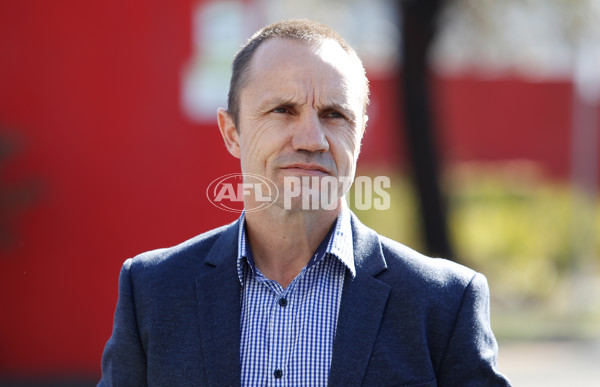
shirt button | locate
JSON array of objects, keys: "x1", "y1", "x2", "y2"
[
  {"x1": 274, "y1": 369, "x2": 283, "y2": 379},
  {"x1": 278, "y1": 297, "x2": 288, "y2": 307}
]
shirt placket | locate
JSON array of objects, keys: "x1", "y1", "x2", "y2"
[{"x1": 266, "y1": 270, "x2": 306, "y2": 386}]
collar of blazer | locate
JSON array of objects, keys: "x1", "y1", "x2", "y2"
[{"x1": 201, "y1": 211, "x2": 388, "y2": 276}]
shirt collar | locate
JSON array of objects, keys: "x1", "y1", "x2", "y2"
[{"x1": 236, "y1": 207, "x2": 356, "y2": 285}]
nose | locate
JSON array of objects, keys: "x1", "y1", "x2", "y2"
[{"x1": 291, "y1": 113, "x2": 329, "y2": 153}]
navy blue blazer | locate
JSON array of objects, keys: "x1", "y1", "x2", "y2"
[{"x1": 100, "y1": 212, "x2": 510, "y2": 386}]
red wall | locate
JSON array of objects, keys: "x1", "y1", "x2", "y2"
[
  {"x1": 0, "y1": 0, "x2": 597, "y2": 381},
  {"x1": 0, "y1": 0, "x2": 237, "y2": 379},
  {"x1": 435, "y1": 76, "x2": 580, "y2": 179}
]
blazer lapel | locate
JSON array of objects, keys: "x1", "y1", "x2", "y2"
[
  {"x1": 328, "y1": 213, "x2": 391, "y2": 387},
  {"x1": 195, "y1": 221, "x2": 242, "y2": 387},
  {"x1": 192, "y1": 213, "x2": 390, "y2": 386}
]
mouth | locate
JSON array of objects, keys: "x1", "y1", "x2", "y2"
[{"x1": 280, "y1": 163, "x2": 330, "y2": 176}]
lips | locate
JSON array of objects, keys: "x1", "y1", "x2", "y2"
[{"x1": 281, "y1": 163, "x2": 330, "y2": 175}]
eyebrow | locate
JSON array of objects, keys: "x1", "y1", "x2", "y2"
[
  {"x1": 257, "y1": 96, "x2": 298, "y2": 111},
  {"x1": 258, "y1": 97, "x2": 357, "y2": 122}
]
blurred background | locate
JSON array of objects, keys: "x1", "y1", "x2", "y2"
[{"x1": 1, "y1": 0, "x2": 599, "y2": 385}]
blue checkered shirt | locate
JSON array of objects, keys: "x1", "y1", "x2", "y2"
[{"x1": 237, "y1": 209, "x2": 355, "y2": 386}]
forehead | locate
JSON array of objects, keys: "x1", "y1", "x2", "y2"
[
  {"x1": 250, "y1": 37, "x2": 353, "y2": 73},
  {"x1": 242, "y1": 38, "x2": 365, "y2": 106}
]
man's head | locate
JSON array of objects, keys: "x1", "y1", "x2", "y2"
[
  {"x1": 217, "y1": 19, "x2": 370, "y2": 212},
  {"x1": 226, "y1": 19, "x2": 370, "y2": 129}
]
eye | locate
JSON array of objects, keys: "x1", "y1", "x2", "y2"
[
  {"x1": 272, "y1": 107, "x2": 289, "y2": 114},
  {"x1": 324, "y1": 111, "x2": 346, "y2": 120}
]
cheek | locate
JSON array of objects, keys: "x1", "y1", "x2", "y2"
[
  {"x1": 331, "y1": 130, "x2": 362, "y2": 174},
  {"x1": 240, "y1": 121, "x2": 288, "y2": 166},
  {"x1": 341, "y1": 128, "x2": 363, "y2": 156}
]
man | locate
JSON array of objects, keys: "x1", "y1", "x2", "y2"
[{"x1": 100, "y1": 19, "x2": 510, "y2": 386}]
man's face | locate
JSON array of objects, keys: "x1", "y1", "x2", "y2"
[{"x1": 221, "y1": 37, "x2": 367, "y2": 211}]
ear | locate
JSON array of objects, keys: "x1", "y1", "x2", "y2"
[{"x1": 217, "y1": 108, "x2": 241, "y2": 159}]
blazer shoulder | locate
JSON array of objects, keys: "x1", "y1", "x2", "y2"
[
  {"x1": 127, "y1": 221, "x2": 237, "y2": 275},
  {"x1": 378, "y1": 234, "x2": 479, "y2": 290}
]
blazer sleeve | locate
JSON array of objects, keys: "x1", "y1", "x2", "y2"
[
  {"x1": 437, "y1": 273, "x2": 512, "y2": 386},
  {"x1": 99, "y1": 259, "x2": 147, "y2": 386}
]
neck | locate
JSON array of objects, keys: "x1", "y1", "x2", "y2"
[{"x1": 244, "y1": 202, "x2": 342, "y2": 288}]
